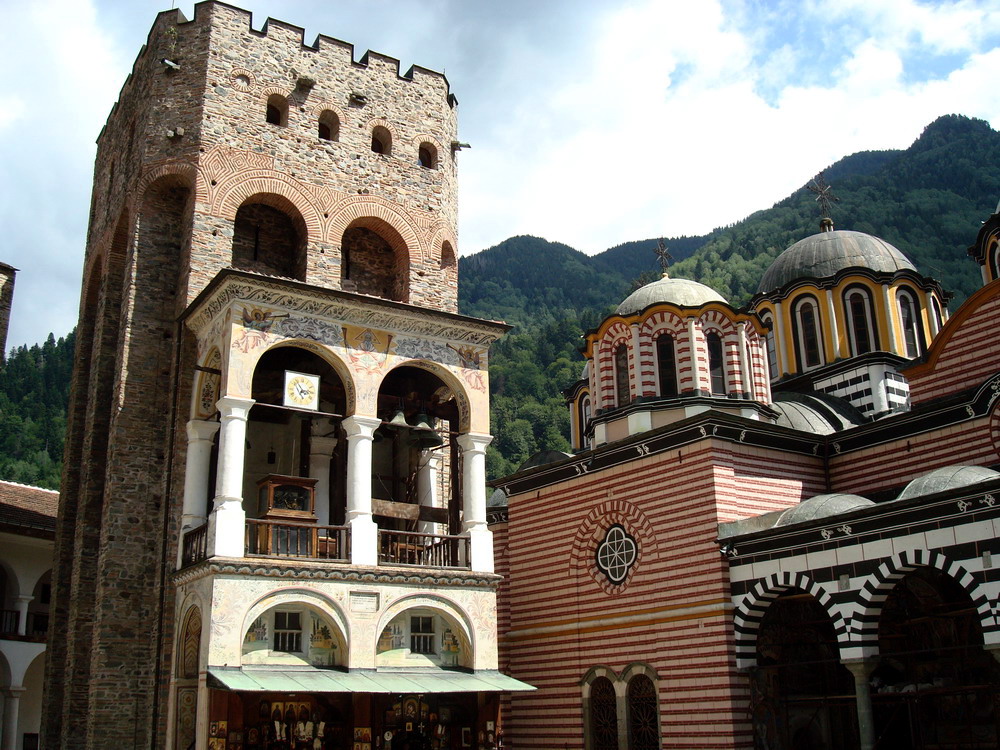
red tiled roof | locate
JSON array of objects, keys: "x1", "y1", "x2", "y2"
[{"x1": 0, "y1": 481, "x2": 58, "y2": 536}]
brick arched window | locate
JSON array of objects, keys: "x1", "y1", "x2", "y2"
[
  {"x1": 371, "y1": 125, "x2": 392, "y2": 155},
  {"x1": 626, "y1": 674, "x2": 659, "y2": 750},
  {"x1": 318, "y1": 110, "x2": 339, "y2": 141},
  {"x1": 266, "y1": 94, "x2": 288, "y2": 126},
  {"x1": 418, "y1": 142, "x2": 438, "y2": 169},
  {"x1": 588, "y1": 677, "x2": 619, "y2": 750}
]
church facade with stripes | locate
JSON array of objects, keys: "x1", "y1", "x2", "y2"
[{"x1": 492, "y1": 211, "x2": 1000, "y2": 749}]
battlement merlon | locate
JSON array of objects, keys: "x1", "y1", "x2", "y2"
[{"x1": 100, "y1": 0, "x2": 456, "y2": 143}]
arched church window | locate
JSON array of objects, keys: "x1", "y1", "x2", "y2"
[
  {"x1": 615, "y1": 344, "x2": 630, "y2": 407},
  {"x1": 844, "y1": 288, "x2": 877, "y2": 356},
  {"x1": 627, "y1": 674, "x2": 659, "y2": 750},
  {"x1": 706, "y1": 332, "x2": 725, "y2": 395},
  {"x1": 931, "y1": 296, "x2": 944, "y2": 332},
  {"x1": 793, "y1": 298, "x2": 824, "y2": 370},
  {"x1": 898, "y1": 289, "x2": 923, "y2": 357},
  {"x1": 656, "y1": 335, "x2": 678, "y2": 397},
  {"x1": 588, "y1": 677, "x2": 619, "y2": 750}
]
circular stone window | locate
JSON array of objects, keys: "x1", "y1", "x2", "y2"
[{"x1": 595, "y1": 524, "x2": 638, "y2": 585}]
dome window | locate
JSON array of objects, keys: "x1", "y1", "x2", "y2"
[
  {"x1": 265, "y1": 94, "x2": 288, "y2": 126},
  {"x1": 614, "y1": 344, "x2": 630, "y2": 407},
  {"x1": 793, "y1": 298, "x2": 824, "y2": 370},
  {"x1": 845, "y1": 288, "x2": 877, "y2": 356},
  {"x1": 898, "y1": 289, "x2": 923, "y2": 357},
  {"x1": 707, "y1": 332, "x2": 726, "y2": 395},
  {"x1": 656, "y1": 335, "x2": 678, "y2": 397}
]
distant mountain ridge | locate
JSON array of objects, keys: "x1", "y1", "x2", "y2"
[{"x1": 459, "y1": 114, "x2": 1000, "y2": 327}]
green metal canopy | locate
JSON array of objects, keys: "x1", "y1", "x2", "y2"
[{"x1": 208, "y1": 667, "x2": 535, "y2": 694}]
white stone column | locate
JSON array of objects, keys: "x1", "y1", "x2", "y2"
[
  {"x1": 737, "y1": 325, "x2": 751, "y2": 398},
  {"x1": 773, "y1": 301, "x2": 788, "y2": 376},
  {"x1": 182, "y1": 420, "x2": 221, "y2": 530},
  {"x1": 882, "y1": 284, "x2": 899, "y2": 352},
  {"x1": 825, "y1": 288, "x2": 842, "y2": 360},
  {"x1": 843, "y1": 659, "x2": 877, "y2": 750},
  {"x1": 208, "y1": 396, "x2": 254, "y2": 558},
  {"x1": 686, "y1": 318, "x2": 700, "y2": 393},
  {"x1": 629, "y1": 322, "x2": 642, "y2": 399},
  {"x1": 458, "y1": 433, "x2": 494, "y2": 573},
  {"x1": 417, "y1": 450, "x2": 443, "y2": 535},
  {"x1": 13, "y1": 596, "x2": 31, "y2": 637},
  {"x1": 343, "y1": 415, "x2": 381, "y2": 566},
  {"x1": 1, "y1": 687, "x2": 22, "y2": 750},
  {"x1": 309, "y1": 435, "x2": 338, "y2": 526}
]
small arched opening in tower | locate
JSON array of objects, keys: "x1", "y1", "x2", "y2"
[
  {"x1": 371, "y1": 126, "x2": 392, "y2": 155},
  {"x1": 340, "y1": 219, "x2": 409, "y2": 302},
  {"x1": 318, "y1": 110, "x2": 339, "y2": 142},
  {"x1": 265, "y1": 94, "x2": 288, "y2": 126},
  {"x1": 232, "y1": 199, "x2": 307, "y2": 281},
  {"x1": 418, "y1": 142, "x2": 437, "y2": 169}
]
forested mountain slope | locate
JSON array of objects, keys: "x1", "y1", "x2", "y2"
[{"x1": 0, "y1": 117, "x2": 996, "y2": 485}]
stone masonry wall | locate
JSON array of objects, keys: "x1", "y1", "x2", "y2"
[{"x1": 47, "y1": 4, "x2": 465, "y2": 747}]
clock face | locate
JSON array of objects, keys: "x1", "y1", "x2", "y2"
[{"x1": 283, "y1": 371, "x2": 320, "y2": 410}]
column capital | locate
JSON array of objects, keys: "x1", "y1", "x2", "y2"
[
  {"x1": 187, "y1": 419, "x2": 221, "y2": 442},
  {"x1": 3, "y1": 687, "x2": 24, "y2": 698},
  {"x1": 14, "y1": 595, "x2": 32, "y2": 605},
  {"x1": 841, "y1": 657, "x2": 878, "y2": 678},
  {"x1": 216, "y1": 395, "x2": 255, "y2": 420},
  {"x1": 457, "y1": 432, "x2": 493, "y2": 454},
  {"x1": 342, "y1": 414, "x2": 382, "y2": 439}
]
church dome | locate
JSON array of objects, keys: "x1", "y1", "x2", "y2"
[
  {"x1": 758, "y1": 230, "x2": 916, "y2": 294},
  {"x1": 776, "y1": 493, "x2": 874, "y2": 526},
  {"x1": 616, "y1": 275, "x2": 726, "y2": 315},
  {"x1": 897, "y1": 465, "x2": 1000, "y2": 501}
]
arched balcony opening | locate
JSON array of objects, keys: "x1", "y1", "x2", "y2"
[
  {"x1": 873, "y1": 567, "x2": 1000, "y2": 746},
  {"x1": 243, "y1": 347, "x2": 349, "y2": 561},
  {"x1": 242, "y1": 603, "x2": 346, "y2": 669},
  {"x1": 374, "y1": 366, "x2": 466, "y2": 567},
  {"x1": 27, "y1": 570, "x2": 51, "y2": 639},
  {"x1": 751, "y1": 589, "x2": 856, "y2": 748},
  {"x1": 376, "y1": 605, "x2": 471, "y2": 670},
  {"x1": 232, "y1": 200, "x2": 306, "y2": 281}
]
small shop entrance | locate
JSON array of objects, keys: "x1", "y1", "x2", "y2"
[{"x1": 206, "y1": 690, "x2": 499, "y2": 750}]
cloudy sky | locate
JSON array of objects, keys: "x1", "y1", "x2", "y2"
[{"x1": 1, "y1": 0, "x2": 999, "y2": 349}]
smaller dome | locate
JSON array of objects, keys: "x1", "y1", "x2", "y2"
[
  {"x1": 897, "y1": 465, "x2": 1000, "y2": 501},
  {"x1": 758, "y1": 230, "x2": 916, "y2": 294},
  {"x1": 772, "y1": 392, "x2": 867, "y2": 434},
  {"x1": 776, "y1": 493, "x2": 874, "y2": 526},
  {"x1": 487, "y1": 487, "x2": 508, "y2": 508},
  {"x1": 517, "y1": 450, "x2": 572, "y2": 472},
  {"x1": 616, "y1": 275, "x2": 726, "y2": 315},
  {"x1": 580, "y1": 361, "x2": 590, "y2": 381}
]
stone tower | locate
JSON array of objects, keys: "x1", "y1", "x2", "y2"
[{"x1": 46, "y1": 4, "x2": 515, "y2": 749}]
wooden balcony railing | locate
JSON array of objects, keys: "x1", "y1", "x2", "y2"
[
  {"x1": 378, "y1": 529, "x2": 470, "y2": 569},
  {"x1": 245, "y1": 520, "x2": 350, "y2": 562},
  {"x1": 27, "y1": 612, "x2": 48, "y2": 639},
  {"x1": 181, "y1": 522, "x2": 209, "y2": 568},
  {"x1": 0, "y1": 609, "x2": 17, "y2": 636}
]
